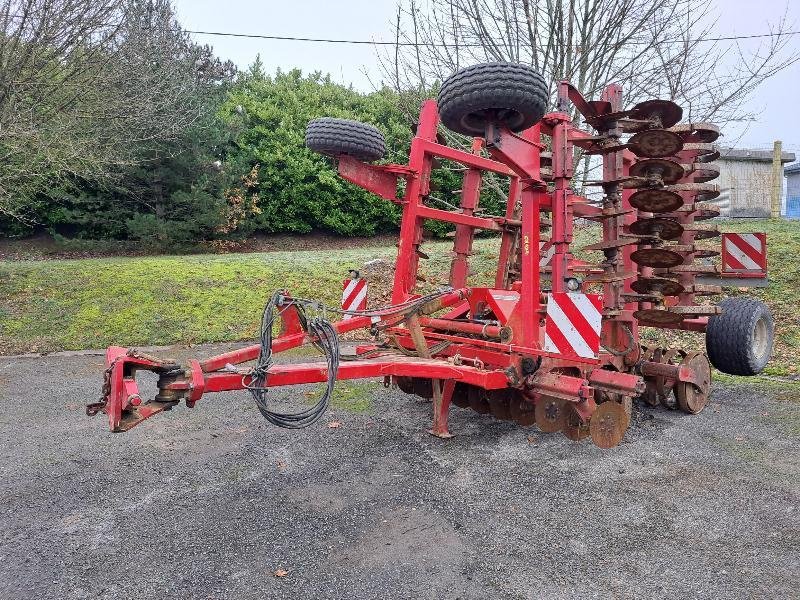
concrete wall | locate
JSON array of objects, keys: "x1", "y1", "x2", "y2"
[{"x1": 715, "y1": 159, "x2": 773, "y2": 218}]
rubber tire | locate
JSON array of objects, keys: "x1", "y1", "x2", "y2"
[
  {"x1": 305, "y1": 117, "x2": 386, "y2": 162},
  {"x1": 706, "y1": 297, "x2": 774, "y2": 375},
  {"x1": 437, "y1": 62, "x2": 549, "y2": 136}
]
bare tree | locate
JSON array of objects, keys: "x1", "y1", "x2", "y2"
[
  {"x1": 0, "y1": 0, "x2": 233, "y2": 219},
  {"x1": 381, "y1": 0, "x2": 799, "y2": 133}
]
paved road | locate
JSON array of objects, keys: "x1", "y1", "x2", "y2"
[{"x1": 0, "y1": 345, "x2": 798, "y2": 599}]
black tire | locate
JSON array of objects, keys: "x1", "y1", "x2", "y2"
[
  {"x1": 305, "y1": 117, "x2": 386, "y2": 162},
  {"x1": 437, "y1": 62, "x2": 549, "y2": 136},
  {"x1": 706, "y1": 297, "x2": 773, "y2": 375}
]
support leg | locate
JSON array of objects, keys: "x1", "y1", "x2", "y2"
[{"x1": 429, "y1": 379, "x2": 455, "y2": 438}]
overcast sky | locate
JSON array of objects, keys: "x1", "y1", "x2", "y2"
[{"x1": 173, "y1": 0, "x2": 799, "y2": 155}]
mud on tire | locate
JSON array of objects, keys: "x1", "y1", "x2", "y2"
[
  {"x1": 305, "y1": 117, "x2": 386, "y2": 162},
  {"x1": 437, "y1": 62, "x2": 549, "y2": 136}
]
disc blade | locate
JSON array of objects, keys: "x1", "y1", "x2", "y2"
[
  {"x1": 629, "y1": 189, "x2": 684, "y2": 213},
  {"x1": 589, "y1": 401, "x2": 630, "y2": 448},
  {"x1": 634, "y1": 309, "x2": 685, "y2": 325},
  {"x1": 631, "y1": 277, "x2": 685, "y2": 296},
  {"x1": 675, "y1": 352, "x2": 711, "y2": 414},
  {"x1": 535, "y1": 397, "x2": 567, "y2": 433},
  {"x1": 628, "y1": 129, "x2": 683, "y2": 158},
  {"x1": 629, "y1": 99, "x2": 683, "y2": 128},
  {"x1": 509, "y1": 393, "x2": 537, "y2": 426},
  {"x1": 629, "y1": 217, "x2": 684, "y2": 240},
  {"x1": 629, "y1": 158, "x2": 685, "y2": 184},
  {"x1": 630, "y1": 248, "x2": 685, "y2": 268}
]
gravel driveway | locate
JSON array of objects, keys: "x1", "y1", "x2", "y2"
[{"x1": 0, "y1": 345, "x2": 798, "y2": 599}]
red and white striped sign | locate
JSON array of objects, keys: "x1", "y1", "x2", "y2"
[
  {"x1": 341, "y1": 277, "x2": 367, "y2": 319},
  {"x1": 539, "y1": 240, "x2": 555, "y2": 268},
  {"x1": 722, "y1": 233, "x2": 767, "y2": 276},
  {"x1": 543, "y1": 293, "x2": 603, "y2": 359}
]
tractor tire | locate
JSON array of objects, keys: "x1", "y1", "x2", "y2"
[
  {"x1": 706, "y1": 297, "x2": 773, "y2": 375},
  {"x1": 305, "y1": 117, "x2": 386, "y2": 162},
  {"x1": 437, "y1": 62, "x2": 549, "y2": 136}
]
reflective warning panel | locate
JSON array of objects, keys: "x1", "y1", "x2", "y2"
[
  {"x1": 543, "y1": 293, "x2": 603, "y2": 359},
  {"x1": 341, "y1": 278, "x2": 368, "y2": 319},
  {"x1": 721, "y1": 233, "x2": 767, "y2": 277}
]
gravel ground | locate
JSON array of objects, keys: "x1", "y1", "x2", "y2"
[{"x1": 0, "y1": 344, "x2": 798, "y2": 599}]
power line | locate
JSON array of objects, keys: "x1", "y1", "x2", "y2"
[{"x1": 183, "y1": 28, "x2": 800, "y2": 47}]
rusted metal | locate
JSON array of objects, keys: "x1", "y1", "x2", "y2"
[
  {"x1": 629, "y1": 217, "x2": 683, "y2": 240},
  {"x1": 629, "y1": 188, "x2": 684, "y2": 212},
  {"x1": 628, "y1": 129, "x2": 683, "y2": 158},
  {"x1": 674, "y1": 352, "x2": 711, "y2": 414},
  {"x1": 629, "y1": 158, "x2": 685, "y2": 184},
  {"x1": 630, "y1": 248, "x2": 685, "y2": 268},
  {"x1": 589, "y1": 401, "x2": 629, "y2": 448},
  {"x1": 535, "y1": 397, "x2": 567, "y2": 433},
  {"x1": 631, "y1": 277, "x2": 684, "y2": 296}
]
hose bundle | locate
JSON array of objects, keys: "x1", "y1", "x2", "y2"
[
  {"x1": 244, "y1": 292, "x2": 340, "y2": 429},
  {"x1": 245, "y1": 287, "x2": 455, "y2": 429}
]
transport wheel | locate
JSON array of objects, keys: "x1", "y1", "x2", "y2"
[
  {"x1": 589, "y1": 401, "x2": 629, "y2": 448},
  {"x1": 305, "y1": 117, "x2": 386, "y2": 162},
  {"x1": 535, "y1": 397, "x2": 567, "y2": 433},
  {"x1": 562, "y1": 404, "x2": 590, "y2": 441},
  {"x1": 437, "y1": 62, "x2": 548, "y2": 136},
  {"x1": 675, "y1": 351, "x2": 712, "y2": 414},
  {"x1": 705, "y1": 297, "x2": 773, "y2": 375}
]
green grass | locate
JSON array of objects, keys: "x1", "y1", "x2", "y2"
[
  {"x1": 1, "y1": 219, "x2": 798, "y2": 378},
  {"x1": 0, "y1": 240, "x2": 499, "y2": 354}
]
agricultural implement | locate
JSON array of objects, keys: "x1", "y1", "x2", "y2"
[{"x1": 88, "y1": 62, "x2": 774, "y2": 448}]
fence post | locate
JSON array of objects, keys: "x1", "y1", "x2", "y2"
[{"x1": 772, "y1": 140, "x2": 783, "y2": 218}]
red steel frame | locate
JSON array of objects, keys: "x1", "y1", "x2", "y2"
[{"x1": 93, "y1": 83, "x2": 737, "y2": 436}]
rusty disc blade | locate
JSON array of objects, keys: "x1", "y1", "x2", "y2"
[
  {"x1": 509, "y1": 393, "x2": 537, "y2": 426},
  {"x1": 688, "y1": 226, "x2": 721, "y2": 240},
  {"x1": 487, "y1": 389, "x2": 513, "y2": 421},
  {"x1": 634, "y1": 309, "x2": 685, "y2": 325},
  {"x1": 629, "y1": 158, "x2": 685, "y2": 184},
  {"x1": 468, "y1": 386, "x2": 490, "y2": 414},
  {"x1": 631, "y1": 276, "x2": 685, "y2": 296},
  {"x1": 535, "y1": 397, "x2": 567, "y2": 433},
  {"x1": 589, "y1": 401, "x2": 630, "y2": 449},
  {"x1": 562, "y1": 403, "x2": 590, "y2": 441},
  {"x1": 667, "y1": 183, "x2": 719, "y2": 201},
  {"x1": 630, "y1": 100, "x2": 683, "y2": 128},
  {"x1": 629, "y1": 189, "x2": 684, "y2": 213},
  {"x1": 630, "y1": 248, "x2": 685, "y2": 268},
  {"x1": 683, "y1": 142, "x2": 721, "y2": 162},
  {"x1": 629, "y1": 217, "x2": 684, "y2": 240},
  {"x1": 675, "y1": 351, "x2": 711, "y2": 414},
  {"x1": 693, "y1": 248, "x2": 720, "y2": 258},
  {"x1": 669, "y1": 305, "x2": 722, "y2": 317},
  {"x1": 628, "y1": 129, "x2": 684, "y2": 158},
  {"x1": 686, "y1": 162, "x2": 720, "y2": 183},
  {"x1": 669, "y1": 122, "x2": 720, "y2": 143}
]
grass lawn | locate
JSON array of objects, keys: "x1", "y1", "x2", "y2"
[{"x1": 1, "y1": 219, "x2": 798, "y2": 376}]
